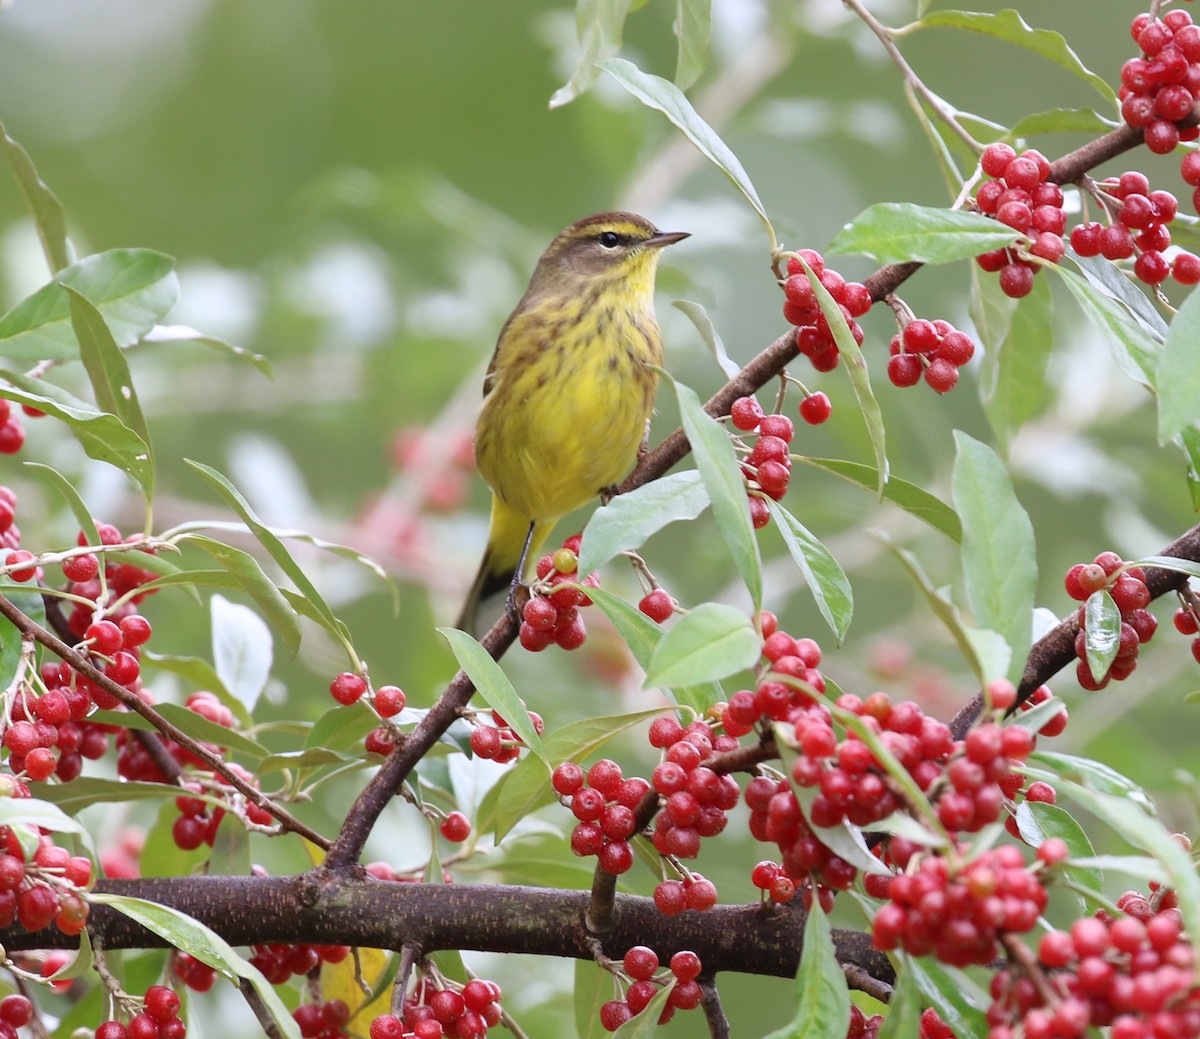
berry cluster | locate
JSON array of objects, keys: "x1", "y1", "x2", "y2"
[
  {"x1": 518, "y1": 536, "x2": 599, "y2": 652},
  {"x1": 94, "y1": 985, "x2": 186, "y2": 1039},
  {"x1": 886, "y1": 318, "x2": 977, "y2": 395},
  {"x1": 780, "y1": 250, "x2": 871, "y2": 371},
  {"x1": 598, "y1": 946, "x2": 704, "y2": 1031},
  {"x1": 293, "y1": 999, "x2": 350, "y2": 1039},
  {"x1": 721, "y1": 617, "x2": 827, "y2": 733},
  {"x1": 469, "y1": 706, "x2": 543, "y2": 765},
  {"x1": 1069, "y1": 172, "x2": 1196, "y2": 287},
  {"x1": 1121, "y1": 10, "x2": 1200, "y2": 159},
  {"x1": 986, "y1": 892, "x2": 1197, "y2": 1039},
  {"x1": 250, "y1": 941, "x2": 349, "y2": 985},
  {"x1": 871, "y1": 845, "x2": 1049, "y2": 967},
  {"x1": 554, "y1": 757, "x2": 649, "y2": 877},
  {"x1": 974, "y1": 143, "x2": 1064, "y2": 298},
  {"x1": 327, "y1": 672, "x2": 408, "y2": 757},
  {"x1": 1064, "y1": 552, "x2": 1157, "y2": 690},
  {"x1": 1172, "y1": 596, "x2": 1200, "y2": 664},
  {"x1": 367, "y1": 976, "x2": 504, "y2": 1039},
  {"x1": 170, "y1": 760, "x2": 273, "y2": 851},
  {"x1": 172, "y1": 952, "x2": 218, "y2": 992},
  {"x1": 729, "y1": 396, "x2": 828, "y2": 530}
]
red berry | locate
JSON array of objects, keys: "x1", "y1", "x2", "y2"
[
  {"x1": 730, "y1": 396, "x2": 763, "y2": 431},
  {"x1": 638, "y1": 589, "x2": 674, "y2": 623},
  {"x1": 439, "y1": 811, "x2": 471, "y2": 842},
  {"x1": 998, "y1": 263, "x2": 1035, "y2": 298},
  {"x1": 799, "y1": 392, "x2": 831, "y2": 425},
  {"x1": 981, "y1": 142, "x2": 1016, "y2": 178},
  {"x1": 329, "y1": 672, "x2": 366, "y2": 705}
]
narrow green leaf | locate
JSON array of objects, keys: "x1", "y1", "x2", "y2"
[
  {"x1": 185, "y1": 462, "x2": 347, "y2": 654},
  {"x1": 1083, "y1": 589, "x2": 1120, "y2": 682},
  {"x1": 306, "y1": 701, "x2": 378, "y2": 754},
  {"x1": 952, "y1": 432, "x2": 1036, "y2": 686},
  {"x1": 24, "y1": 464, "x2": 100, "y2": 547},
  {"x1": 585, "y1": 586, "x2": 720, "y2": 712},
  {"x1": 0, "y1": 586, "x2": 35, "y2": 693},
  {"x1": 0, "y1": 369, "x2": 152, "y2": 491},
  {"x1": 670, "y1": 375, "x2": 763, "y2": 609},
  {"x1": 142, "y1": 651, "x2": 231, "y2": 706},
  {"x1": 65, "y1": 285, "x2": 155, "y2": 500},
  {"x1": 143, "y1": 325, "x2": 272, "y2": 376},
  {"x1": 763, "y1": 899, "x2": 849, "y2": 1039},
  {"x1": 828, "y1": 203, "x2": 1018, "y2": 266},
  {"x1": 0, "y1": 795, "x2": 88, "y2": 839},
  {"x1": 0, "y1": 118, "x2": 70, "y2": 272},
  {"x1": 31, "y1": 777, "x2": 175, "y2": 814},
  {"x1": 1053, "y1": 263, "x2": 1161, "y2": 388},
  {"x1": 802, "y1": 257, "x2": 888, "y2": 487},
  {"x1": 1158, "y1": 283, "x2": 1200, "y2": 441},
  {"x1": 673, "y1": 0, "x2": 711, "y2": 89},
  {"x1": 154, "y1": 704, "x2": 268, "y2": 760},
  {"x1": 211, "y1": 594, "x2": 272, "y2": 713},
  {"x1": 46, "y1": 927, "x2": 93, "y2": 982},
  {"x1": 612, "y1": 978, "x2": 675, "y2": 1038},
  {"x1": 183, "y1": 535, "x2": 301, "y2": 656},
  {"x1": 598, "y1": 58, "x2": 773, "y2": 240},
  {"x1": 767, "y1": 500, "x2": 853, "y2": 642},
  {"x1": 876, "y1": 966, "x2": 923, "y2": 1039},
  {"x1": 439, "y1": 628, "x2": 544, "y2": 758},
  {"x1": 969, "y1": 264, "x2": 1017, "y2": 360},
  {"x1": 0, "y1": 249, "x2": 178, "y2": 360},
  {"x1": 578, "y1": 470, "x2": 709, "y2": 573},
  {"x1": 673, "y1": 299, "x2": 739, "y2": 378},
  {"x1": 1180, "y1": 427, "x2": 1200, "y2": 509},
  {"x1": 482, "y1": 754, "x2": 553, "y2": 844},
  {"x1": 907, "y1": 956, "x2": 989, "y2": 1039},
  {"x1": 208, "y1": 810, "x2": 252, "y2": 877},
  {"x1": 542, "y1": 707, "x2": 669, "y2": 763},
  {"x1": 1007, "y1": 107, "x2": 1117, "y2": 138},
  {"x1": 549, "y1": 0, "x2": 634, "y2": 108},
  {"x1": 1027, "y1": 751, "x2": 1156, "y2": 813},
  {"x1": 575, "y1": 959, "x2": 611, "y2": 1039},
  {"x1": 794, "y1": 457, "x2": 960, "y2": 542},
  {"x1": 92, "y1": 894, "x2": 301, "y2": 1038},
  {"x1": 1068, "y1": 250, "x2": 1168, "y2": 338},
  {"x1": 643, "y1": 602, "x2": 760, "y2": 689},
  {"x1": 981, "y1": 272, "x2": 1054, "y2": 448},
  {"x1": 1130, "y1": 555, "x2": 1200, "y2": 580},
  {"x1": 912, "y1": 10, "x2": 1116, "y2": 105},
  {"x1": 1013, "y1": 801, "x2": 1101, "y2": 908}
]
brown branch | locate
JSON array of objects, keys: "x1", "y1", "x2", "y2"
[
  {"x1": 699, "y1": 976, "x2": 731, "y2": 1039},
  {"x1": 0, "y1": 593, "x2": 329, "y2": 849}
]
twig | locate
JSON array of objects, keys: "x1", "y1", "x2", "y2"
[
  {"x1": 843, "y1": 962, "x2": 894, "y2": 1003},
  {"x1": 392, "y1": 943, "x2": 420, "y2": 1015},
  {"x1": 699, "y1": 976, "x2": 730, "y2": 1039},
  {"x1": 238, "y1": 978, "x2": 285, "y2": 1039}
]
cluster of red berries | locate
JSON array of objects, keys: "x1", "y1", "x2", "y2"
[
  {"x1": 328, "y1": 672, "x2": 408, "y2": 757},
  {"x1": 553, "y1": 756, "x2": 649, "y2": 877},
  {"x1": 469, "y1": 705, "x2": 543, "y2": 765},
  {"x1": 172, "y1": 952, "x2": 218, "y2": 992},
  {"x1": 0, "y1": 400, "x2": 32, "y2": 458},
  {"x1": 1172, "y1": 597, "x2": 1200, "y2": 664},
  {"x1": 518, "y1": 536, "x2": 599, "y2": 652},
  {"x1": 886, "y1": 318, "x2": 977, "y2": 394},
  {"x1": 94, "y1": 986, "x2": 185, "y2": 1039},
  {"x1": 5, "y1": 672, "x2": 113, "y2": 783},
  {"x1": 250, "y1": 942, "x2": 349, "y2": 986},
  {"x1": 721, "y1": 618, "x2": 827, "y2": 734},
  {"x1": 598, "y1": 946, "x2": 704, "y2": 1031},
  {"x1": 367, "y1": 977, "x2": 504, "y2": 1039},
  {"x1": 293, "y1": 999, "x2": 350, "y2": 1039},
  {"x1": 1064, "y1": 552, "x2": 1157, "y2": 690},
  {"x1": 871, "y1": 844, "x2": 1050, "y2": 967},
  {"x1": 1121, "y1": 10, "x2": 1200, "y2": 159},
  {"x1": 974, "y1": 143, "x2": 1064, "y2": 298},
  {"x1": 1070, "y1": 172, "x2": 1196, "y2": 287},
  {"x1": 170, "y1": 760, "x2": 272, "y2": 851},
  {"x1": 0, "y1": 995, "x2": 33, "y2": 1039},
  {"x1": 0, "y1": 820, "x2": 93, "y2": 937},
  {"x1": 780, "y1": 250, "x2": 871, "y2": 371},
  {"x1": 986, "y1": 891, "x2": 1197, "y2": 1039}
]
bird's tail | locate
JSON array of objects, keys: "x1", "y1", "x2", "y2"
[{"x1": 455, "y1": 497, "x2": 553, "y2": 635}]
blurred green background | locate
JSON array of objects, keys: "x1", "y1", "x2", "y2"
[{"x1": 1, "y1": 1, "x2": 1198, "y2": 1035}]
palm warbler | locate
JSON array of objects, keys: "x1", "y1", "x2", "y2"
[{"x1": 456, "y1": 211, "x2": 689, "y2": 631}]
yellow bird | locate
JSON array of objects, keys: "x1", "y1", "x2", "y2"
[{"x1": 457, "y1": 211, "x2": 689, "y2": 632}]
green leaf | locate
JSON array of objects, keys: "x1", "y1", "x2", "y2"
[
  {"x1": 643, "y1": 602, "x2": 760, "y2": 689},
  {"x1": 1175, "y1": 427, "x2": 1200, "y2": 508},
  {"x1": 882, "y1": 538, "x2": 1000, "y2": 686},
  {"x1": 673, "y1": 299, "x2": 739, "y2": 378},
  {"x1": 1158, "y1": 282, "x2": 1200, "y2": 442},
  {"x1": 1027, "y1": 751, "x2": 1156, "y2": 813},
  {"x1": 542, "y1": 707, "x2": 670, "y2": 763},
  {"x1": 0, "y1": 587, "x2": 42, "y2": 692},
  {"x1": 1007, "y1": 107, "x2": 1117, "y2": 139},
  {"x1": 211, "y1": 594, "x2": 272, "y2": 714},
  {"x1": 481, "y1": 754, "x2": 553, "y2": 845},
  {"x1": 981, "y1": 272, "x2": 1054, "y2": 448},
  {"x1": 598, "y1": 58, "x2": 773, "y2": 241},
  {"x1": 673, "y1": 0, "x2": 711, "y2": 90},
  {"x1": 906, "y1": 956, "x2": 988, "y2": 1039},
  {"x1": 439, "y1": 628, "x2": 544, "y2": 759},
  {"x1": 828, "y1": 203, "x2": 1019, "y2": 266},
  {"x1": 579, "y1": 471, "x2": 709, "y2": 573},
  {"x1": 969, "y1": 263, "x2": 1017, "y2": 358},
  {"x1": 185, "y1": 463, "x2": 349, "y2": 655},
  {"x1": 0, "y1": 794, "x2": 90, "y2": 842},
  {"x1": 153, "y1": 703, "x2": 268, "y2": 760},
  {"x1": 952, "y1": 432, "x2": 1037, "y2": 686},
  {"x1": 1083, "y1": 589, "x2": 1120, "y2": 682},
  {"x1": 92, "y1": 894, "x2": 301, "y2": 1038},
  {"x1": 0, "y1": 249, "x2": 178, "y2": 360},
  {"x1": 549, "y1": 0, "x2": 634, "y2": 108},
  {"x1": 142, "y1": 324, "x2": 272, "y2": 376},
  {"x1": 801, "y1": 257, "x2": 888, "y2": 487},
  {"x1": 1054, "y1": 262, "x2": 1161, "y2": 388},
  {"x1": 794, "y1": 457, "x2": 960, "y2": 542},
  {"x1": 0, "y1": 117, "x2": 70, "y2": 272},
  {"x1": 24, "y1": 464, "x2": 100, "y2": 547},
  {"x1": 1013, "y1": 801, "x2": 1101, "y2": 908},
  {"x1": 670, "y1": 375, "x2": 763, "y2": 609},
  {"x1": 306, "y1": 701, "x2": 378, "y2": 754},
  {"x1": 767, "y1": 500, "x2": 853, "y2": 643},
  {"x1": 31, "y1": 777, "x2": 175, "y2": 814},
  {"x1": 764, "y1": 898, "x2": 849, "y2": 1039},
  {"x1": 574, "y1": 959, "x2": 611, "y2": 1039},
  {"x1": 183, "y1": 535, "x2": 301, "y2": 656},
  {"x1": 876, "y1": 965, "x2": 923, "y2": 1039},
  {"x1": 65, "y1": 285, "x2": 155, "y2": 500},
  {"x1": 585, "y1": 586, "x2": 720, "y2": 712},
  {"x1": 611, "y1": 978, "x2": 675, "y2": 1038},
  {"x1": 0, "y1": 369, "x2": 152, "y2": 491},
  {"x1": 1068, "y1": 250, "x2": 1168, "y2": 339},
  {"x1": 1129, "y1": 555, "x2": 1200, "y2": 580},
  {"x1": 912, "y1": 10, "x2": 1116, "y2": 105}
]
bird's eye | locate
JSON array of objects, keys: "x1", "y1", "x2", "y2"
[{"x1": 597, "y1": 231, "x2": 621, "y2": 248}]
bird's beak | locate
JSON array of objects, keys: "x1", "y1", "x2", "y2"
[{"x1": 646, "y1": 230, "x2": 690, "y2": 249}]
